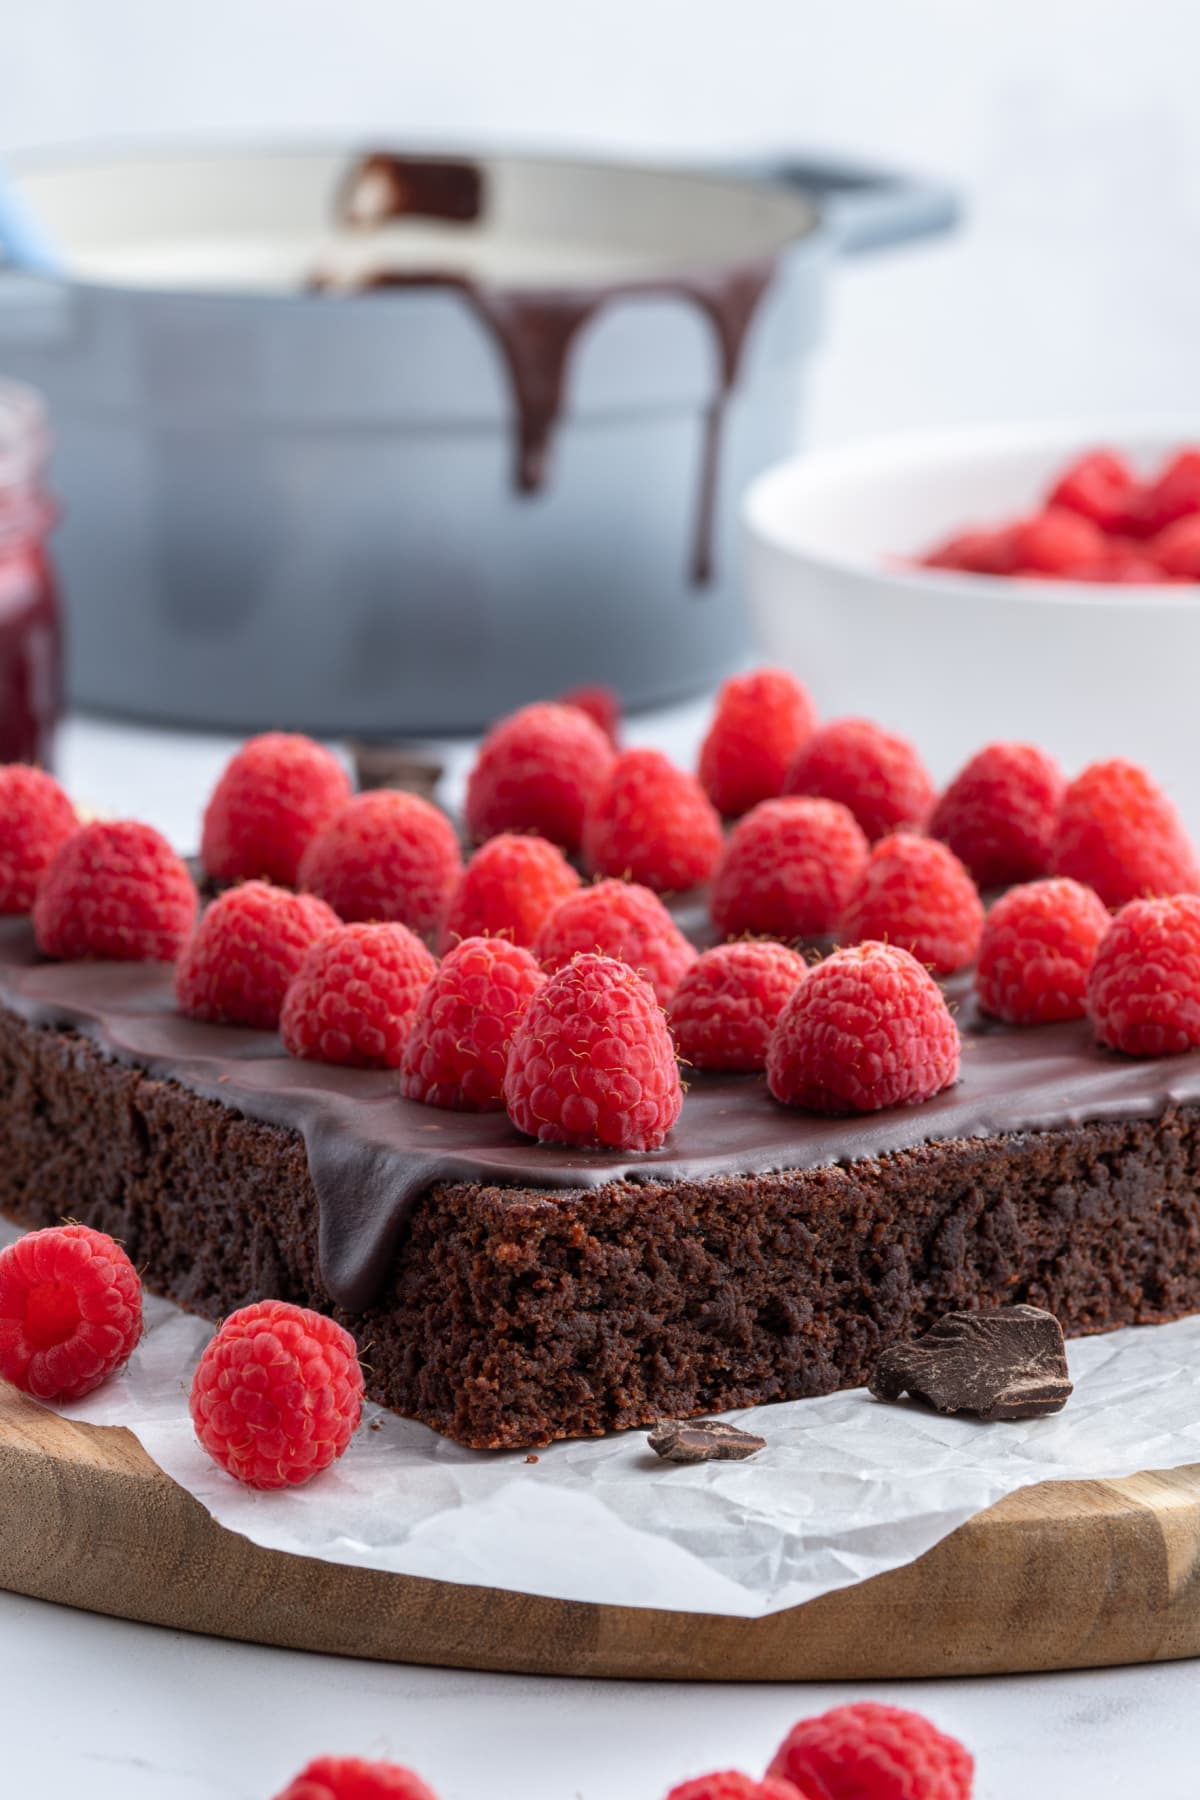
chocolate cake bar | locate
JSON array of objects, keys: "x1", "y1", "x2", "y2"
[{"x1": 2, "y1": 914, "x2": 1200, "y2": 1449}]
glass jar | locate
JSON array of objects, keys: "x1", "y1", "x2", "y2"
[{"x1": 0, "y1": 382, "x2": 61, "y2": 767}]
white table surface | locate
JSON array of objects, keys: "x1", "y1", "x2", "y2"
[
  {"x1": 0, "y1": 712, "x2": 1183, "y2": 1797},
  {"x1": 4, "y1": 1583, "x2": 1197, "y2": 1800}
]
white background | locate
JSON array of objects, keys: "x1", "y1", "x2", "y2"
[
  {"x1": 6, "y1": 0, "x2": 1200, "y2": 443},
  {"x1": 6, "y1": 3, "x2": 1200, "y2": 1794}
]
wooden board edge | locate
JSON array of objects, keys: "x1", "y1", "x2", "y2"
[{"x1": 3, "y1": 1386, "x2": 1200, "y2": 1681}]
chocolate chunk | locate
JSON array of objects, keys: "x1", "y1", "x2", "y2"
[
  {"x1": 338, "y1": 154, "x2": 484, "y2": 230},
  {"x1": 349, "y1": 742, "x2": 445, "y2": 802},
  {"x1": 647, "y1": 1418, "x2": 766, "y2": 1463},
  {"x1": 870, "y1": 1304, "x2": 1073, "y2": 1421}
]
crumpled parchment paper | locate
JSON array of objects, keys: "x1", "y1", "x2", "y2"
[{"x1": 13, "y1": 1216, "x2": 1199, "y2": 1620}]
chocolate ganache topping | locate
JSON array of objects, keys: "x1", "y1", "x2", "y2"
[
  {"x1": 318, "y1": 151, "x2": 779, "y2": 584},
  {"x1": 5, "y1": 917, "x2": 1200, "y2": 1315}
]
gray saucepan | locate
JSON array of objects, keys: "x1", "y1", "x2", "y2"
[{"x1": 0, "y1": 142, "x2": 955, "y2": 735}]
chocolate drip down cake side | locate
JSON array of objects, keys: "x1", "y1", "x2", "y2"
[{"x1": 4, "y1": 696, "x2": 1200, "y2": 1450}]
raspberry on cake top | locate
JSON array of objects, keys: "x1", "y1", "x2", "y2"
[{"x1": 5, "y1": 688, "x2": 1200, "y2": 1449}]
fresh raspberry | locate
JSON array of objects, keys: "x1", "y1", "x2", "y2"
[
  {"x1": 534, "y1": 877, "x2": 696, "y2": 1006},
  {"x1": 921, "y1": 524, "x2": 1021, "y2": 576},
  {"x1": 1072, "y1": 541, "x2": 1165, "y2": 584},
  {"x1": 699, "y1": 667, "x2": 817, "y2": 818},
  {"x1": 783, "y1": 718, "x2": 934, "y2": 842},
  {"x1": 1088, "y1": 895, "x2": 1200, "y2": 1055},
  {"x1": 1148, "y1": 514, "x2": 1200, "y2": 579},
  {"x1": 767, "y1": 941, "x2": 960, "y2": 1114},
  {"x1": 669, "y1": 940, "x2": 808, "y2": 1071},
  {"x1": 1130, "y1": 448, "x2": 1200, "y2": 537},
  {"x1": 299, "y1": 790, "x2": 462, "y2": 936},
  {"x1": 930, "y1": 741, "x2": 1064, "y2": 888},
  {"x1": 281, "y1": 922, "x2": 437, "y2": 1068},
  {"x1": 1011, "y1": 506, "x2": 1108, "y2": 576},
  {"x1": 34, "y1": 820, "x2": 197, "y2": 962},
  {"x1": 190, "y1": 1298, "x2": 363, "y2": 1490},
  {"x1": 0, "y1": 1224, "x2": 142, "y2": 1402},
  {"x1": 838, "y1": 835, "x2": 984, "y2": 975},
  {"x1": 667, "y1": 1776, "x2": 801, "y2": 1800},
  {"x1": 583, "y1": 748, "x2": 723, "y2": 892},
  {"x1": 1053, "y1": 758, "x2": 1200, "y2": 909},
  {"x1": 711, "y1": 798, "x2": 868, "y2": 940},
  {"x1": 976, "y1": 877, "x2": 1110, "y2": 1025},
  {"x1": 0, "y1": 764, "x2": 77, "y2": 914},
  {"x1": 1047, "y1": 448, "x2": 1137, "y2": 533},
  {"x1": 505, "y1": 951, "x2": 682, "y2": 1150},
  {"x1": 767, "y1": 1702, "x2": 973, "y2": 1800},
  {"x1": 559, "y1": 681, "x2": 621, "y2": 746},
  {"x1": 400, "y1": 935, "x2": 545, "y2": 1110},
  {"x1": 273, "y1": 1760, "x2": 439, "y2": 1800},
  {"x1": 439, "y1": 832, "x2": 580, "y2": 952},
  {"x1": 176, "y1": 880, "x2": 339, "y2": 1028},
  {"x1": 465, "y1": 701, "x2": 614, "y2": 851},
  {"x1": 201, "y1": 732, "x2": 351, "y2": 888}
]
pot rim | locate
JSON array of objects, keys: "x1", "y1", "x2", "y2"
[{"x1": 3, "y1": 135, "x2": 823, "y2": 305}]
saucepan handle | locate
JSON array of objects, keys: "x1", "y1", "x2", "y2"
[
  {"x1": 0, "y1": 166, "x2": 61, "y2": 274},
  {"x1": 0, "y1": 167, "x2": 73, "y2": 343},
  {"x1": 713, "y1": 154, "x2": 960, "y2": 256}
]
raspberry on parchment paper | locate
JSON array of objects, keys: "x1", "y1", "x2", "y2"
[
  {"x1": 0, "y1": 1224, "x2": 142, "y2": 1403},
  {"x1": 190, "y1": 1298, "x2": 364, "y2": 1491}
]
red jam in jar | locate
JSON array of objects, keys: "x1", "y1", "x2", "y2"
[{"x1": 0, "y1": 382, "x2": 61, "y2": 767}]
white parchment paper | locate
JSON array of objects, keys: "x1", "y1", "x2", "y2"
[{"x1": 12, "y1": 1218, "x2": 1200, "y2": 1620}]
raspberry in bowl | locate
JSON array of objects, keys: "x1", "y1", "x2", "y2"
[{"x1": 744, "y1": 426, "x2": 1200, "y2": 831}]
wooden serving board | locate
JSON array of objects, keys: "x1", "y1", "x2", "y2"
[{"x1": 3, "y1": 1379, "x2": 1200, "y2": 1681}]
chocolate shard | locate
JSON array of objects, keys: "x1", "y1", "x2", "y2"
[
  {"x1": 869, "y1": 1304, "x2": 1073, "y2": 1421},
  {"x1": 647, "y1": 1418, "x2": 766, "y2": 1464}
]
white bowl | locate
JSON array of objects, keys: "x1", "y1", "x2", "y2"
[{"x1": 742, "y1": 424, "x2": 1200, "y2": 829}]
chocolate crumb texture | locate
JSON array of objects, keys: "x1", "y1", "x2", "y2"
[
  {"x1": 869, "y1": 1304, "x2": 1073, "y2": 1421},
  {"x1": 648, "y1": 1418, "x2": 767, "y2": 1464},
  {"x1": 3, "y1": 949, "x2": 1197, "y2": 1452}
]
